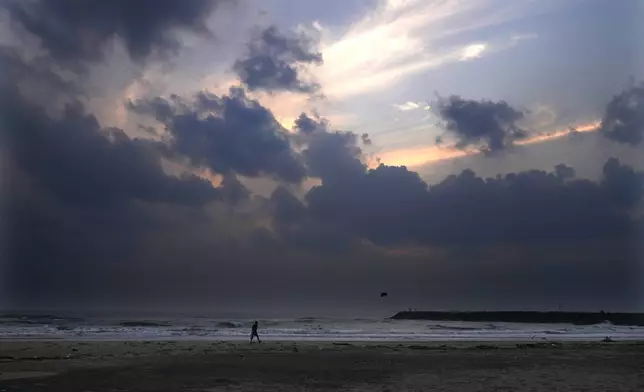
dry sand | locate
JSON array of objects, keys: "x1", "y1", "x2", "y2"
[{"x1": 0, "y1": 340, "x2": 642, "y2": 391}]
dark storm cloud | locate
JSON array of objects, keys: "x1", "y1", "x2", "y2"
[
  {"x1": 5, "y1": 0, "x2": 227, "y2": 67},
  {"x1": 303, "y1": 126, "x2": 366, "y2": 184},
  {"x1": 436, "y1": 96, "x2": 528, "y2": 153},
  {"x1": 306, "y1": 164, "x2": 428, "y2": 245},
  {"x1": 554, "y1": 163, "x2": 576, "y2": 180},
  {"x1": 0, "y1": 0, "x2": 240, "y2": 306},
  {"x1": 305, "y1": 158, "x2": 642, "y2": 247},
  {"x1": 286, "y1": 113, "x2": 642, "y2": 250},
  {"x1": 600, "y1": 83, "x2": 644, "y2": 145},
  {"x1": 128, "y1": 88, "x2": 306, "y2": 183},
  {"x1": 279, "y1": 220, "x2": 356, "y2": 255},
  {"x1": 602, "y1": 157, "x2": 644, "y2": 208},
  {"x1": 270, "y1": 186, "x2": 307, "y2": 225},
  {"x1": 0, "y1": 47, "x2": 79, "y2": 95},
  {"x1": 219, "y1": 174, "x2": 251, "y2": 204},
  {"x1": 127, "y1": 95, "x2": 179, "y2": 123},
  {"x1": 294, "y1": 112, "x2": 326, "y2": 134},
  {"x1": 1, "y1": 88, "x2": 218, "y2": 208},
  {"x1": 432, "y1": 237, "x2": 640, "y2": 312},
  {"x1": 0, "y1": 73, "x2": 227, "y2": 305},
  {"x1": 233, "y1": 26, "x2": 323, "y2": 93},
  {"x1": 422, "y1": 161, "x2": 639, "y2": 244},
  {"x1": 265, "y1": 117, "x2": 640, "y2": 305},
  {"x1": 2, "y1": 0, "x2": 641, "y2": 312},
  {"x1": 268, "y1": 186, "x2": 357, "y2": 255}
]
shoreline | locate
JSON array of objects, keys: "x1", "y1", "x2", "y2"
[
  {"x1": 1, "y1": 340, "x2": 642, "y2": 390},
  {"x1": 2, "y1": 336, "x2": 644, "y2": 343},
  {"x1": 5, "y1": 313, "x2": 644, "y2": 343}
]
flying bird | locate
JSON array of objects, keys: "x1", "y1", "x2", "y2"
[{"x1": 380, "y1": 292, "x2": 388, "y2": 297}]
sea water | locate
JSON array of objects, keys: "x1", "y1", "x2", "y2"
[{"x1": 1, "y1": 313, "x2": 644, "y2": 341}]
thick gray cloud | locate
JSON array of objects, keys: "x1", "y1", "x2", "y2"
[
  {"x1": 305, "y1": 158, "x2": 641, "y2": 246},
  {"x1": 306, "y1": 164, "x2": 428, "y2": 245},
  {"x1": 0, "y1": 47, "x2": 80, "y2": 99},
  {"x1": 270, "y1": 186, "x2": 307, "y2": 225},
  {"x1": 0, "y1": 0, "x2": 641, "y2": 310},
  {"x1": 600, "y1": 83, "x2": 644, "y2": 145},
  {"x1": 233, "y1": 26, "x2": 323, "y2": 93},
  {"x1": 436, "y1": 96, "x2": 528, "y2": 153},
  {"x1": 267, "y1": 186, "x2": 357, "y2": 255},
  {"x1": 1, "y1": 88, "x2": 218, "y2": 208},
  {"x1": 5, "y1": 0, "x2": 227, "y2": 67},
  {"x1": 294, "y1": 112, "x2": 326, "y2": 134},
  {"x1": 0, "y1": 75, "x2": 227, "y2": 306},
  {"x1": 602, "y1": 157, "x2": 644, "y2": 208},
  {"x1": 274, "y1": 113, "x2": 641, "y2": 308},
  {"x1": 128, "y1": 88, "x2": 306, "y2": 183},
  {"x1": 287, "y1": 113, "x2": 642, "y2": 252},
  {"x1": 294, "y1": 113, "x2": 367, "y2": 184},
  {"x1": 3, "y1": 67, "x2": 642, "y2": 309}
]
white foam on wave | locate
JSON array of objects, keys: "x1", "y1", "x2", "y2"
[{"x1": 1, "y1": 318, "x2": 643, "y2": 341}]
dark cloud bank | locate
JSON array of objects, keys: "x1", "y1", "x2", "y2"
[
  {"x1": 435, "y1": 96, "x2": 528, "y2": 154},
  {"x1": 233, "y1": 25, "x2": 323, "y2": 93},
  {"x1": 1, "y1": 1, "x2": 642, "y2": 314},
  {"x1": 6, "y1": 0, "x2": 226, "y2": 66}
]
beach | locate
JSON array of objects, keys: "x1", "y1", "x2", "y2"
[{"x1": 0, "y1": 340, "x2": 643, "y2": 391}]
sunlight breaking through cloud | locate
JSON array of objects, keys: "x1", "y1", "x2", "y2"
[
  {"x1": 312, "y1": 0, "x2": 548, "y2": 99},
  {"x1": 378, "y1": 121, "x2": 601, "y2": 168},
  {"x1": 460, "y1": 44, "x2": 487, "y2": 61}
]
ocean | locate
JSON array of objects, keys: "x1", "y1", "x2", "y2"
[{"x1": 2, "y1": 313, "x2": 644, "y2": 341}]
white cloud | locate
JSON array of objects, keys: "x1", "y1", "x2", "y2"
[
  {"x1": 394, "y1": 101, "x2": 421, "y2": 111},
  {"x1": 393, "y1": 101, "x2": 433, "y2": 111},
  {"x1": 312, "y1": 0, "x2": 556, "y2": 99},
  {"x1": 459, "y1": 44, "x2": 487, "y2": 61},
  {"x1": 108, "y1": 0, "x2": 556, "y2": 141}
]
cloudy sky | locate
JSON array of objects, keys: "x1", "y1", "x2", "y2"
[{"x1": 1, "y1": 0, "x2": 643, "y2": 316}]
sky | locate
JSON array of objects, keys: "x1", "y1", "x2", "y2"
[{"x1": 1, "y1": 0, "x2": 643, "y2": 316}]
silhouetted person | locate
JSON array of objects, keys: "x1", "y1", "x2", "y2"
[{"x1": 250, "y1": 321, "x2": 261, "y2": 343}]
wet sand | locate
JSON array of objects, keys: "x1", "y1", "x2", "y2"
[{"x1": 0, "y1": 340, "x2": 643, "y2": 391}]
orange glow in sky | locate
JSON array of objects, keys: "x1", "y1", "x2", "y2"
[{"x1": 377, "y1": 121, "x2": 600, "y2": 168}]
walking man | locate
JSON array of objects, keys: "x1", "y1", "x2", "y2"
[{"x1": 250, "y1": 321, "x2": 261, "y2": 343}]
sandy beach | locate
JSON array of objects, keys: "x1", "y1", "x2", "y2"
[{"x1": 0, "y1": 340, "x2": 642, "y2": 391}]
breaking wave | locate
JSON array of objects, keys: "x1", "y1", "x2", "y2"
[{"x1": 1, "y1": 315, "x2": 644, "y2": 341}]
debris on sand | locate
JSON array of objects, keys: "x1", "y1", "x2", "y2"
[
  {"x1": 517, "y1": 342, "x2": 563, "y2": 349},
  {"x1": 474, "y1": 345, "x2": 499, "y2": 350},
  {"x1": 408, "y1": 345, "x2": 431, "y2": 350}
]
